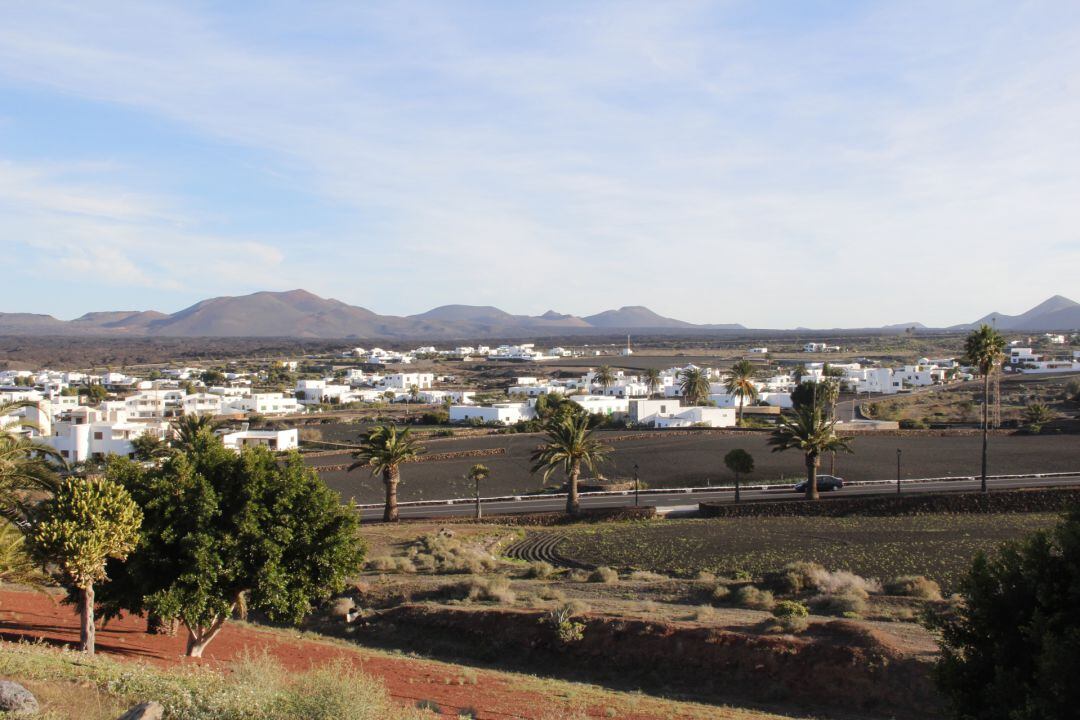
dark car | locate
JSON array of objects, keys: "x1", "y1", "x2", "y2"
[{"x1": 794, "y1": 475, "x2": 844, "y2": 493}]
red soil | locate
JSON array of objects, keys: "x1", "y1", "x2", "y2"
[{"x1": 0, "y1": 589, "x2": 711, "y2": 720}]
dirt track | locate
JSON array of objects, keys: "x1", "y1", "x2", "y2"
[{"x1": 311, "y1": 431, "x2": 1080, "y2": 503}]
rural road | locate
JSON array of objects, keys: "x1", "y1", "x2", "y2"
[{"x1": 358, "y1": 473, "x2": 1080, "y2": 521}]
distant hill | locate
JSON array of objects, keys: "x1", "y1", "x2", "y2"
[
  {"x1": 959, "y1": 295, "x2": 1080, "y2": 331},
  {"x1": 584, "y1": 306, "x2": 696, "y2": 329}
]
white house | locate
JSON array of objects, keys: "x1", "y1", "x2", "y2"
[
  {"x1": 449, "y1": 402, "x2": 536, "y2": 425},
  {"x1": 654, "y1": 406, "x2": 737, "y2": 428},
  {"x1": 749, "y1": 347, "x2": 768, "y2": 354},
  {"x1": 803, "y1": 343, "x2": 841, "y2": 353},
  {"x1": 226, "y1": 393, "x2": 301, "y2": 416},
  {"x1": 40, "y1": 407, "x2": 169, "y2": 462},
  {"x1": 568, "y1": 395, "x2": 629, "y2": 417},
  {"x1": 377, "y1": 373, "x2": 434, "y2": 390},
  {"x1": 181, "y1": 393, "x2": 224, "y2": 416},
  {"x1": 221, "y1": 429, "x2": 299, "y2": 452}
]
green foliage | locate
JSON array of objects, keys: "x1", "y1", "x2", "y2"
[
  {"x1": 723, "y1": 448, "x2": 754, "y2": 478},
  {"x1": 963, "y1": 324, "x2": 1007, "y2": 376},
  {"x1": 31, "y1": 476, "x2": 141, "y2": 590},
  {"x1": 100, "y1": 448, "x2": 365, "y2": 654},
  {"x1": 884, "y1": 575, "x2": 942, "y2": 600},
  {"x1": 530, "y1": 413, "x2": 611, "y2": 515},
  {"x1": 724, "y1": 360, "x2": 758, "y2": 419},
  {"x1": 0, "y1": 518, "x2": 50, "y2": 590},
  {"x1": 772, "y1": 599, "x2": 808, "y2": 619},
  {"x1": 931, "y1": 508, "x2": 1080, "y2": 720},
  {"x1": 1022, "y1": 402, "x2": 1054, "y2": 432},
  {"x1": 0, "y1": 419, "x2": 62, "y2": 521},
  {"x1": 350, "y1": 424, "x2": 424, "y2": 478},
  {"x1": 130, "y1": 432, "x2": 168, "y2": 461},
  {"x1": 200, "y1": 368, "x2": 227, "y2": 386},
  {"x1": 678, "y1": 367, "x2": 711, "y2": 406},
  {"x1": 84, "y1": 384, "x2": 108, "y2": 403},
  {"x1": 642, "y1": 368, "x2": 662, "y2": 396},
  {"x1": 593, "y1": 365, "x2": 616, "y2": 390},
  {"x1": 171, "y1": 414, "x2": 226, "y2": 454},
  {"x1": 546, "y1": 604, "x2": 586, "y2": 643}
]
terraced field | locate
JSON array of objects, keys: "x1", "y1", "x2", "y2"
[{"x1": 557, "y1": 512, "x2": 1061, "y2": 592}]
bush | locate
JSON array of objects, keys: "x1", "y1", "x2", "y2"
[
  {"x1": 711, "y1": 584, "x2": 731, "y2": 602},
  {"x1": 367, "y1": 556, "x2": 416, "y2": 573},
  {"x1": 524, "y1": 560, "x2": 555, "y2": 579},
  {"x1": 733, "y1": 585, "x2": 774, "y2": 610},
  {"x1": 546, "y1": 604, "x2": 586, "y2": 643},
  {"x1": 884, "y1": 575, "x2": 943, "y2": 600},
  {"x1": 808, "y1": 591, "x2": 867, "y2": 617},
  {"x1": 765, "y1": 561, "x2": 879, "y2": 597},
  {"x1": 931, "y1": 508, "x2": 1080, "y2": 719},
  {"x1": 406, "y1": 531, "x2": 499, "y2": 575},
  {"x1": 464, "y1": 576, "x2": 516, "y2": 604},
  {"x1": 684, "y1": 605, "x2": 717, "y2": 623},
  {"x1": 588, "y1": 566, "x2": 619, "y2": 584},
  {"x1": 627, "y1": 570, "x2": 667, "y2": 582},
  {"x1": 771, "y1": 600, "x2": 810, "y2": 633}
]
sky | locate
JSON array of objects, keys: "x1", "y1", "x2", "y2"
[{"x1": 1, "y1": 1, "x2": 1078, "y2": 328}]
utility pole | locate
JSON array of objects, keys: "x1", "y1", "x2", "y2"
[
  {"x1": 633, "y1": 463, "x2": 640, "y2": 507},
  {"x1": 896, "y1": 448, "x2": 902, "y2": 495}
]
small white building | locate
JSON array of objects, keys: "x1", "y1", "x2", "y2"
[
  {"x1": 221, "y1": 429, "x2": 299, "y2": 452},
  {"x1": 568, "y1": 395, "x2": 630, "y2": 417},
  {"x1": 40, "y1": 407, "x2": 169, "y2": 462},
  {"x1": 449, "y1": 402, "x2": 537, "y2": 425}
]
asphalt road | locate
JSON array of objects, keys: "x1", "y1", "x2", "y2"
[{"x1": 358, "y1": 473, "x2": 1080, "y2": 521}]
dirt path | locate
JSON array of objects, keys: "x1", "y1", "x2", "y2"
[{"x1": 0, "y1": 588, "x2": 781, "y2": 720}]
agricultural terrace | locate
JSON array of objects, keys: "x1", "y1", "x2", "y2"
[{"x1": 558, "y1": 513, "x2": 1060, "y2": 593}]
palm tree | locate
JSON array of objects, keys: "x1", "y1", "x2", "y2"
[
  {"x1": 963, "y1": 325, "x2": 1006, "y2": 492},
  {"x1": 0, "y1": 433, "x2": 62, "y2": 522},
  {"x1": 467, "y1": 463, "x2": 489, "y2": 519},
  {"x1": 171, "y1": 414, "x2": 225, "y2": 454},
  {"x1": 0, "y1": 518, "x2": 50, "y2": 591},
  {"x1": 530, "y1": 413, "x2": 611, "y2": 516},
  {"x1": 768, "y1": 402, "x2": 852, "y2": 500},
  {"x1": 724, "y1": 360, "x2": 759, "y2": 424},
  {"x1": 642, "y1": 368, "x2": 661, "y2": 398},
  {"x1": 594, "y1": 366, "x2": 616, "y2": 394},
  {"x1": 678, "y1": 367, "x2": 711, "y2": 406},
  {"x1": 349, "y1": 424, "x2": 424, "y2": 521}
]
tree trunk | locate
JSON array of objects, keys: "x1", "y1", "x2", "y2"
[
  {"x1": 79, "y1": 584, "x2": 95, "y2": 654},
  {"x1": 981, "y1": 373, "x2": 990, "y2": 492},
  {"x1": 805, "y1": 452, "x2": 820, "y2": 500},
  {"x1": 830, "y1": 451, "x2": 836, "y2": 475},
  {"x1": 737, "y1": 397, "x2": 744, "y2": 425},
  {"x1": 735, "y1": 472, "x2": 740, "y2": 503},
  {"x1": 566, "y1": 463, "x2": 581, "y2": 517},
  {"x1": 184, "y1": 613, "x2": 228, "y2": 658},
  {"x1": 475, "y1": 479, "x2": 482, "y2": 519},
  {"x1": 145, "y1": 613, "x2": 177, "y2": 635},
  {"x1": 383, "y1": 468, "x2": 400, "y2": 522}
]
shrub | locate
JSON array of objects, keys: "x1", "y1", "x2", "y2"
[
  {"x1": 771, "y1": 600, "x2": 810, "y2": 633},
  {"x1": 537, "y1": 586, "x2": 566, "y2": 602},
  {"x1": 686, "y1": 605, "x2": 717, "y2": 622},
  {"x1": 524, "y1": 560, "x2": 555, "y2": 579},
  {"x1": 329, "y1": 597, "x2": 356, "y2": 620},
  {"x1": 766, "y1": 561, "x2": 880, "y2": 597},
  {"x1": 588, "y1": 566, "x2": 619, "y2": 584},
  {"x1": 367, "y1": 556, "x2": 416, "y2": 573},
  {"x1": 733, "y1": 585, "x2": 774, "y2": 610},
  {"x1": 464, "y1": 576, "x2": 516, "y2": 604},
  {"x1": 627, "y1": 570, "x2": 667, "y2": 582},
  {"x1": 808, "y1": 591, "x2": 867, "y2": 617},
  {"x1": 406, "y1": 531, "x2": 499, "y2": 575},
  {"x1": 546, "y1": 604, "x2": 586, "y2": 643},
  {"x1": 884, "y1": 575, "x2": 943, "y2": 600},
  {"x1": 711, "y1": 584, "x2": 731, "y2": 602}
]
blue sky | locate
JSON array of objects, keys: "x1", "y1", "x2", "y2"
[{"x1": 1, "y1": 1, "x2": 1078, "y2": 327}]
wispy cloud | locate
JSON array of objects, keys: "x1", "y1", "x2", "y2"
[{"x1": 0, "y1": 1, "x2": 1078, "y2": 325}]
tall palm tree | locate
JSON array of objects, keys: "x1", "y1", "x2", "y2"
[
  {"x1": 467, "y1": 463, "x2": 489, "y2": 519},
  {"x1": 678, "y1": 367, "x2": 712, "y2": 406},
  {"x1": 171, "y1": 414, "x2": 225, "y2": 454},
  {"x1": 642, "y1": 368, "x2": 661, "y2": 398},
  {"x1": 724, "y1": 360, "x2": 759, "y2": 424},
  {"x1": 530, "y1": 413, "x2": 611, "y2": 516},
  {"x1": 594, "y1": 366, "x2": 616, "y2": 394},
  {"x1": 768, "y1": 402, "x2": 852, "y2": 500},
  {"x1": 349, "y1": 424, "x2": 424, "y2": 522},
  {"x1": 964, "y1": 324, "x2": 1006, "y2": 492}
]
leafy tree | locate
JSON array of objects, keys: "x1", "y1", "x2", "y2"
[
  {"x1": 723, "y1": 448, "x2": 754, "y2": 503},
  {"x1": 467, "y1": 463, "x2": 489, "y2": 519},
  {"x1": 102, "y1": 449, "x2": 364, "y2": 657},
  {"x1": 768, "y1": 402, "x2": 852, "y2": 500},
  {"x1": 678, "y1": 367, "x2": 712, "y2": 406},
  {"x1": 963, "y1": 325, "x2": 1006, "y2": 492},
  {"x1": 724, "y1": 360, "x2": 759, "y2": 424},
  {"x1": 200, "y1": 368, "x2": 226, "y2": 386},
  {"x1": 931, "y1": 508, "x2": 1080, "y2": 719},
  {"x1": 530, "y1": 413, "x2": 610, "y2": 516},
  {"x1": 84, "y1": 384, "x2": 108, "y2": 403},
  {"x1": 593, "y1": 366, "x2": 616, "y2": 393},
  {"x1": 789, "y1": 379, "x2": 835, "y2": 412},
  {"x1": 1022, "y1": 402, "x2": 1054, "y2": 433},
  {"x1": 642, "y1": 368, "x2": 662, "y2": 397},
  {"x1": 30, "y1": 476, "x2": 141, "y2": 654},
  {"x1": 349, "y1": 424, "x2": 424, "y2": 522},
  {"x1": 534, "y1": 392, "x2": 583, "y2": 423},
  {"x1": 130, "y1": 432, "x2": 169, "y2": 462},
  {"x1": 171, "y1": 414, "x2": 226, "y2": 454}
]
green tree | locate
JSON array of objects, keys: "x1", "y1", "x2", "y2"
[
  {"x1": 963, "y1": 325, "x2": 1006, "y2": 492},
  {"x1": 642, "y1": 368, "x2": 662, "y2": 397},
  {"x1": 768, "y1": 402, "x2": 853, "y2": 500},
  {"x1": 130, "y1": 432, "x2": 168, "y2": 462},
  {"x1": 0, "y1": 519, "x2": 50, "y2": 591},
  {"x1": 171, "y1": 414, "x2": 226, "y2": 454},
  {"x1": 349, "y1": 424, "x2": 424, "y2": 522},
  {"x1": 678, "y1": 367, "x2": 712, "y2": 406},
  {"x1": 530, "y1": 413, "x2": 611, "y2": 517},
  {"x1": 723, "y1": 448, "x2": 754, "y2": 503},
  {"x1": 593, "y1": 366, "x2": 616, "y2": 393},
  {"x1": 1022, "y1": 402, "x2": 1054, "y2": 433},
  {"x1": 200, "y1": 368, "x2": 226, "y2": 386},
  {"x1": 30, "y1": 476, "x2": 141, "y2": 654},
  {"x1": 467, "y1": 463, "x2": 489, "y2": 519},
  {"x1": 102, "y1": 449, "x2": 364, "y2": 657},
  {"x1": 0, "y1": 408, "x2": 63, "y2": 522},
  {"x1": 724, "y1": 360, "x2": 759, "y2": 424},
  {"x1": 84, "y1": 384, "x2": 108, "y2": 403},
  {"x1": 931, "y1": 508, "x2": 1080, "y2": 719}
]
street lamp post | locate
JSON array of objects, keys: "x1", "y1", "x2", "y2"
[
  {"x1": 896, "y1": 448, "x2": 902, "y2": 495},
  {"x1": 633, "y1": 463, "x2": 640, "y2": 507}
]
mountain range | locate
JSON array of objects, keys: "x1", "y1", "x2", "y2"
[{"x1": 1, "y1": 290, "x2": 1077, "y2": 339}]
